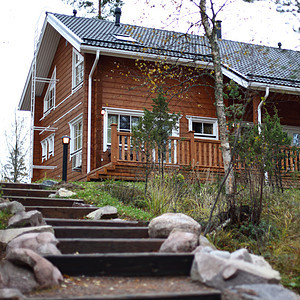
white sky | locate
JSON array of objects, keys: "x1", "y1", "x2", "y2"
[{"x1": 0, "y1": 0, "x2": 299, "y2": 171}]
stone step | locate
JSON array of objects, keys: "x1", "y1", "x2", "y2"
[
  {"x1": 1, "y1": 187, "x2": 56, "y2": 198},
  {"x1": 46, "y1": 253, "x2": 194, "y2": 276},
  {"x1": 45, "y1": 218, "x2": 148, "y2": 227},
  {"x1": 54, "y1": 226, "x2": 149, "y2": 239},
  {"x1": 6, "y1": 196, "x2": 84, "y2": 207},
  {"x1": 25, "y1": 206, "x2": 97, "y2": 219},
  {"x1": 57, "y1": 238, "x2": 165, "y2": 254},
  {"x1": 30, "y1": 291, "x2": 221, "y2": 300}
]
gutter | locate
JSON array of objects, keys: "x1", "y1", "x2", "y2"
[
  {"x1": 87, "y1": 50, "x2": 100, "y2": 174},
  {"x1": 258, "y1": 86, "x2": 269, "y2": 133}
]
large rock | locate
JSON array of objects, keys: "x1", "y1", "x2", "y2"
[
  {"x1": 6, "y1": 231, "x2": 61, "y2": 256},
  {"x1": 8, "y1": 210, "x2": 46, "y2": 228},
  {"x1": 0, "y1": 288, "x2": 24, "y2": 300},
  {"x1": 159, "y1": 229, "x2": 198, "y2": 253},
  {"x1": 0, "y1": 225, "x2": 54, "y2": 251},
  {"x1": 48, "y1": 188, "x2": 76, "y2": 198},
  {"x1": 0, "y1": 260, "x2": 38, "y2": 293},
  {"x1": 6, "y1": 248, "x2": 63, "y2": 288},
  {"x1": 0, "y1": 202, "x2": 24, "y2": 214},
  {"x1": 191, "y1": 252, "x2": 281, "y2": 291},
  {"x1": 223, "y1": 284, "x2": 300, "y2": 300},
  {"x1": 87, "y1": 206, "x2": 118, "y2": 220},
  {"x1": 148, "y1": 213, "x2": 201, "y2": 238}
]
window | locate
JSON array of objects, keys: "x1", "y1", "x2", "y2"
[
  {"x1": 72, "y1": 49, "x2": 84, "y2": 88},
  {"x1": 282, "y1": 125, "x2": 300, "y2": 146},
  {"x1": 69, "y1": 114, "x2": 83, "y2": 155},
  {"x1": 41, "y1": 134, "x2": 55, "y2": 162},
  {"x1": 186, "y1": 116, "x2": 218, "y2": 140},
  {"x1": 43, "y1": 68, "x2": 56, "y2": 114}
]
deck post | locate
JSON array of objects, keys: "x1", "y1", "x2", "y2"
[
  {"x1": 111, "y1": 123, "x2": 118, "y2": 163},
  {"x1": 188, "y1": 131, "x2": 195, "y2": 168}
]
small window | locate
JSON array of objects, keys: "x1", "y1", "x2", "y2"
[
  {"x1": 113, "y1": 34, "x2": 137, "y2": 43},
  {"x1": 187, "y1": 116, "x2": 218, "y2": 140},
  {"x1": 72, "y1": 49, "x2": 84, "y2": 89},
  {"x1": 48, "y1": 134, "x2": 55, "y2": 158},
  {"x1": 41, "y1": 140, "x2": 47, "y2": 162},
  {"x1": 43, "y1": 68, "x2": 56, "y2": 114},
  {"x1": 69, "y1": 115, "x2": 83, "y2": 155},
  {"x1": 41, "y1": 134, "x2": 55, "y2": 162}
]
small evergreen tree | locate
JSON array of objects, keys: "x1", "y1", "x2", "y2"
[{"x1": 2, "y1": 113, "x2": 29, "y2": 183}]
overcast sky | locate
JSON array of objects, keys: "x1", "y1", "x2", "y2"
[{"x1": 0, "y1": 0, "x2": 299, "y2": 173}]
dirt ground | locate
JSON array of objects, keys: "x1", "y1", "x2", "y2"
[{"x1": 25, "y1": 275, "x2": 218, "y2": 298}]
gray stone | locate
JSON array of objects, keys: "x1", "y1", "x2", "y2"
[
  {"x1": 6, "y1": 248, "x2": 63, "y2": 288},
  {"x1": 223, "y1": 284, "x2": 300, "y2": 300},
  {"x1": 0, "y1": 202, "x2": 24, "y2": 214},
  {"x1": 193, "y1": 245, "x2": 215, "y2": 254},
  {"x1": 50, "y1": 188, "x2": 76, "y2": 198},
  {"x1": 159, "y1": 229, "x2": 198, "y2": 253},
  {"x1": 0, "y1": 288, "x2": 24, "y2": 299},
  {"x1": 8, "y1": 210, "x2": 46, "y2": 228},
  {"x1": 6, "y1": 231, "x2": 61, "y2": 256},
  {"x1": 210, "y1": 249, "x2": 231, "y2": 259},
  {"x1": 41, "y1": 180, "x2": 58, "y2": 187},
  {"x1": 191, "y1": 252, "x2": 281, "y2": 291},
  {"x1": 0, "y1": 260, "x2": 38, "y2": 293},
  {"x1": 0, "y1": 225, "x2": 54, "y2": 251},
  {"x1": 148, "y1": 213, "x2": 201, "y2": 238},
  {"x1": 231, "y1": 248, "x2": 252, "y2": 263},
  {"x1": 87, "y1": 205, "x2": 118, "y2": 220},
  {"x1": 250, "y1": 254, "x2": 273, "y2": 270},
  {"x1": 199, "y1": 235, "x2": 216, "y2": 250}
]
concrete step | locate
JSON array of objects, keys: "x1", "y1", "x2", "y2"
[
  {"x1": 7, "y1": 196, "x2": 84, "y2": 207},
  {"x1": 46, "y1": 253, "x2": 194, "y2": 276},
  {"x1": 54, "y1": 226, "x2": 149, "y2": 239},
  {"x1": 25, "y1": 206, "x2": 97, "y2": 219},
  {"x1": 57, "y1": 238, "x2": 165, "y2": 254},
  {"x1": 45, "y1": 218, "x2": 148, "y2": 227}
]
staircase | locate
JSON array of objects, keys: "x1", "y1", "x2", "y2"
[{"x1": 1, "y1": 182, "x2": 221, "y2": 300}]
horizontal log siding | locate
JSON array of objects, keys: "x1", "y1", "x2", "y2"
[{"x1": 32, "y1": 37, "x2": 86, "y2": 182}]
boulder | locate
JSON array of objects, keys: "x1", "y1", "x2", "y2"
[
  {"x1": 191, "y1": 252, "x2": 281, "y2": 291},
  {"x1": 0, "y1": 288, "x2": 24, "y2": 300},
  {"x1": 199, "y1": 235, "x2": 216, "y2": 250},
  {"x1": 250, "y1": 254, "x2": 273, "y2": 270},
  {"x1": 193, "y1": 245, "x2": 215, "y2": 254},
  {"x1": 159, "y1": 229, "x2": 198, "y2": 253},
  {"x1": 223, "y1": 284, "x2": 300, "y2": 300},
  {"x1": 6, "y1": 231, "x2": 61, "y2": 256},
  {"x1": 6, "y1": 248, "x2": 63, "y2": 288},
  {"x1": 0, "y1": 260, "x2": 38, "y2": 293},
  {"x1": 87, "y1": 206, "x2": 118, "y2": 220},
  {"x1": 148, "y1": 213, "x2": 201, "y2": 238},
  {"x1": 48, "y1": 188, "x2": 76, "y2": 198},
  {"x1": 0, "y1": 202, "x2": 24, "y2": 214},
  {"x1": 0, "y1": 225, "x2": 54, "y2": 251},
  {"x1": 8, "y1": 210, "x2": 46, "y2": 228},
  {"x1": 230, "y1": 248, "x2": 252, "y2": 263}
]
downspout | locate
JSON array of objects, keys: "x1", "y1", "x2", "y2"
[
  {"x1": 258, "y1": 86, "x2": 269, "y2": 133},
  {"x1": 87, "y1": 50, "x2": 100, "y2": 174}
]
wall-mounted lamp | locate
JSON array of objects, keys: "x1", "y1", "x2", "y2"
[
  {"x1": 61, "y1": 135, "x2": 71, "y2": 182},
  {"x1": 101, "y1": 109, "x2": 106, "y2": 116}
]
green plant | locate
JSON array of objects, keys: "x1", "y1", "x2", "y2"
[{"x1": 0, "y1": 209, "x2": 13, "y2": 229}]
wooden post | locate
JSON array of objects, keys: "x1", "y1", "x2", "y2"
[
  {"x1": 188, "y1": 131, "x2": 195, "y2": 168},
  {"x1": 111, "y1": 123, "x2": 118, "y2": 163}
]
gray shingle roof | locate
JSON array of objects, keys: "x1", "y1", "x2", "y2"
[{"x1": 52, "y1": 13, "x2": 300, "y2": 89}]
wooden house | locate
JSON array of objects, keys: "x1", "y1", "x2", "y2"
[{"x1": 18, "y1": 10, "x2": 300, "y2": 183}]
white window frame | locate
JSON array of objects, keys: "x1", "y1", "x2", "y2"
[
  {"x1": 72, "y1": 49, "x2": 84, "y2": 89},
  {"x1": 41, "y1": 134, "x2": 55, "y2": 162},
  {"x1": 282, "y1": 125, "x2": 300, "y2": 146},
  {"x1": 186, "y1": 116, "x2": 218, "y2": 140},
  {"x1": 43, "y1": 68, "x2": 56, "y2": 115},
  {"x1": 69, "y1": 114, "x2": 83, "y2": 157}
]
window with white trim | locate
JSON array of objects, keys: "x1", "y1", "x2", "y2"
[
  {"x1": 43, "y1": 68, "x2": 56, "y2": 114},
  {"x1": 72, "y1": 49, "x2": 84, "y2": 88},
  {"x1": 41, "y1": 134, "x2": 55, "y2": 162},
  {"x1": 186, "y1": 116, "x2": 218, "y2": 140},
  {"x1": 69, "y1": 115, "x2": 83, "y2": 155},
  {"x1": 282, "y1": 125, "x2": 300, "y2": 146}
]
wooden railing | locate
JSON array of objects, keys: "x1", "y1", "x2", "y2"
[
  {"x1": 279, "y1": 146, "x2": 300, "y2": 173},
  {"x1": 110, "y1": 123, "x2": 224, "y2": 169}
]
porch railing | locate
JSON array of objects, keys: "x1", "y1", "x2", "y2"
[{"x1": 110, "y1": 123, "x2": 223, "y2": 169}]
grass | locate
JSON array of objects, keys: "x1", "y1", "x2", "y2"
[{"x1": 0, "y1": 209, "x2": 13, "y2": 229}]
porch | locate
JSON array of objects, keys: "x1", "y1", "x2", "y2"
[{"x1": 87, "y1": 124, "x2": 300, "y2": 187}]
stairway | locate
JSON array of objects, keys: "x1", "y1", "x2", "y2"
[{"x1": 1, "y1": 182, "x2": 221, "y2": 300}]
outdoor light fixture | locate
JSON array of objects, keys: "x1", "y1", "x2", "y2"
[
  {"x1": 101, "y1": 109, "x2": 106, "y2": 115},
  {"x1": 61, "y1": 136, "x2": 71, "y2": 182}
]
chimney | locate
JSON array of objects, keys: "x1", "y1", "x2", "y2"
[
  {"x1": 73, "y1": 9, "x2": 77, "y2": 17},
  {"x1": 216, "y1": 20, "x2": 222, "y2": 39},
  {"x1": 278, "y1": 42, "x2": 282, "y2": 49},
  {"x1": 115, "y1": 7, "x2": 121, "y2": 26}
]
